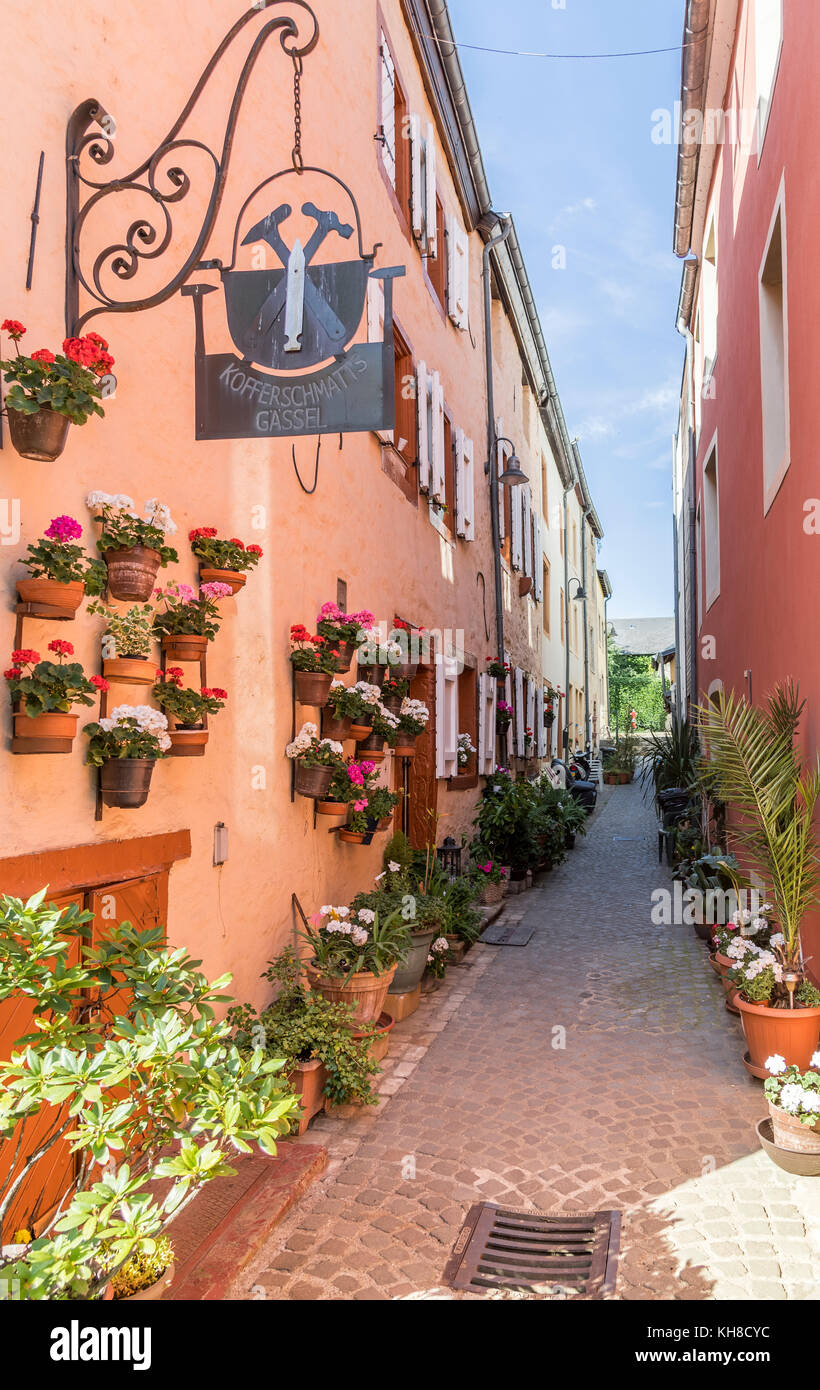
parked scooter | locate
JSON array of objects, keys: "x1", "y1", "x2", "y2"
[{"x1": 551, "y1": 757, "x2": 598, "y2": 814}]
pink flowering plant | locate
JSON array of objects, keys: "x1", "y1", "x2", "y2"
[
  {"x1": 316, "y1": 602, "x2": 375, "y2": 647},
  {"x1": 151, "y1": 582, "x2": 230, "y2": 641},
  {"x1": 496, "y1": 700, "x2": 513, "y2": 731},
  {"x1": 302, "y1": 904, "x2": 410, "y2": 978},
  {"x1": 19, "y1": 515, "x2": 107, "y2": 593},
  {"x1": 5, "y1": 642, "x2": 108, "y2": 717}
]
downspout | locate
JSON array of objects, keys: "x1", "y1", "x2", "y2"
[
  {"x1": 672, "y1": 509, "x2": 682, "y2": 718},
  {"x1": 580, "y1": 505, "x2": 593, "y2": 749},
  {"x1": 482, "y1": 213, "x2": 513, "y2": 663},
  {"x1": 562, "y1": 482, "x2": 573, "y2": 756}
]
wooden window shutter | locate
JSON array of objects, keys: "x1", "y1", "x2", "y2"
[
  {"x1": 424, "y1": 120, "x2": 437, "y2": 256},
  {"x1": 511, "y1": 485, "x2": 523, "y2": 571},
  {"x1": 379, "y1": 35, "x2": 396, "y2": 187},
  {"x1": 523, "y1": 484, "x2": 533, "y2": 577},
  {"x1": 430, "y1": 370, "x2": 445, "y2": 501},
  {"x1": 447, "y1": 214, "x2": 469, "y2": 328},
  {"x1": 409, "y1": 113, "x2": 424, "y2": 242},
  {"x1": 515, "y1": 667, "x2": 525, "y2": 755},
  {"x1": 533, "y1": 513, "x2": 543, "y2": 600},
  {"x1": 461, "y1": 434, "x2": 475, "y2": 540},
  {"x1": 367, "y1": 278, "x2": 393, "y2": 444},
  {"x1": 477, "y1": 672, "x2": 497, "y2": 775},
  {"x1": 416, "y1": 359, "x2": 430, "y2": 491}
]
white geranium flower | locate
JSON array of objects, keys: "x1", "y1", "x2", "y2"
[
  {"x1": 351, "y1": 926, "x2": 368, "y2": 946},
  {"x1": 357, "y1": 909, "x2": 376, "y2": 924},
  {"x1": 801, "y1": 1092, "x2": 820, "y2": 1113},
  {"x1": 778, "y1": 1084, "x2": 806, "y2": 1114},
  {"x1": 388, "y1": 861, "x2": 401, "y2": 873},
  {"x1": 432, "y1": 937, "x2": 448, "y2": 953},
  {"x1": 765, "y1": 1055, "x2": 787, "y2": 1075},
  {"x1": 319, "y1": 905, "x2": 332, "y2": 916},
  {"x1": 770, "y1": 932, "x2": 785, "y2": 947}
]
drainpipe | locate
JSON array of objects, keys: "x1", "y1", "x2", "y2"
[
  {"x1": 562, "y1": 482, "x2": 573, "y2": 756},
  {"x1": 672, "y1": 509, "x2": 682, "y2": 718},
  {"x1": 580, "y1": 505, "x2": 593, "y2": 749},
  {"x1": 482, "y1": 213, "x2": 513, "y2": 664}
]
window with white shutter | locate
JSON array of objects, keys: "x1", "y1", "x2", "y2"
[
  {"x1": 447, "y1": 215, "x2": 469, "y2": 329},
  {"x1": 477, "y1": 672, "x2": 497, "y2": 776},
  {"x1": 523, "y1": 485, "x2": 532, "y2": 578},
  {"x1": 409, "y1": 113, "x2": 424, "y2": 243},
  {"x1": 435, "y1": 653, "x2": 459, "y2": 779},
  {"x1": 533, "y1": 513, "x2": 543, "y2": 600},
  {"x1": 430, "y1": 370, "x2": 445, "y2": 502},
  {"x1": 367, "y1": 278, "x2": 393, "y2": 445},
  {"x1": 514, "y1": 667, "x2": 525, "y2": 756},
  {"x1": 511, "y1": 486, "x2": 524, "y2": 571},
  {"x1": 424, "y1": 121, "x2": 437, "y2": 255},
  {"x1": 416, "y1": 359, "x2": 430, "y2": 491},
  {"x1": 454, "y1": 430, "x2": 475, "y2": 541},
  {"x1": 536, "y1": 687, "x2": 547, "y2": 759},
  {"x1": 379, "y1": 36, "x2": 396, "y2": 187},
  {"x1": 526, "y1": 677, "x2": 536, "y2": 758}
]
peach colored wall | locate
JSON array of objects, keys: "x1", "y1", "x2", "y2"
[{"x1": 0, "y1": 1, "x2": 495, "y2": 1010}]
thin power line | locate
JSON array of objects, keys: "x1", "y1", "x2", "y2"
[{"x1": 413, "y1": 27, "x2": 686, "y2": 61}]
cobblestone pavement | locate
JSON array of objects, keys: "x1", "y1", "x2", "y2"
[{"x1": 236, "y1": 782, "x2": 820, "y2": 1301}]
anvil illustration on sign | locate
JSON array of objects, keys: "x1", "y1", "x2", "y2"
[{"x1": 184, "y1": 194, "x2": 404, "y2": 440}]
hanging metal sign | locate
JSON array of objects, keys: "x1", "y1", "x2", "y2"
[{"x1": 184, "y1": 178, "x2": 404, "y2": 441}]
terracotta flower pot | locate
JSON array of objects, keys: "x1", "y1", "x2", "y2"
[
  {"x1": 316, "y1": 799, "x2": 348, "y2": 816},
  {"x1": 168, "y1": 727, "x2": 209, "y2": 758},
  {"x1": 100, "y1": 757, "x2": 156, "y2": 808},
  {"x1": 338, "y1": 827, "x2": 366, "y2": 844},
  {"x1": 380, "y1": 691, "x2": 403, "y2": 715},
  {"x1": 116, "y1": 1263, "x2": 175, "y2": 1302},
  {"x1": 390, "y1": 662, "x2": 418, "y2": 681},
  {"x1": 350, "y1": 721, "x2": 374, "y2": 740},
  {"x1": 288, "y1": 1058, "x2": 329, "y2": 1135},
  {"x1": 306, "y1": 963, "x2": 398, "y2": 1027},
  {"x1": 293, "y1": 761, "x2": 334, "y2": 799},
  {"x1": 393, "y1": 742, "x2": 416, "y2": 759},
  {"x1": 332, "y1": 640, "x2": 356, "y2": 673},
  {"x1": 16, "y1": 577, "x2": 85, "y2": 613},
  {"x1": 768, "y1": 1100, "x2": 820, "y2": 1153},
  {"x1": 351, "y1": 1012, "x2": 394, "y2": 1064},
  {"x1": 714, "y1": 951, "x2": 740, "y2": 1014},
  {"x1": 103, "y1": 656, "x2": 155, "y2": 686},
  {"x1": 322, "y1": 712, "x2": 352, "y2": 741},
  {"x1": 14, "y1": 710, "x2": 78, "y2": 743},
  {"x1": 7, "y1": 405, "x2": 70, "y2": 461},
  {"x1": 294, "y1": 669, "x2": 333, "y2": 705},
  {"x1": 198, "y1": 566, "x2": 246, "y2": 594},
  {"x1": 389, "y1": 928, "x2": 436, "y2": 994},
  {"x1": 104, "y1": 546, "x2": 161, "y2": 602},
  {"x1": 357, "y1": 731, "x2": 385, "y2": 757},
  {"x1": 160, "y1": 633, "x2": 208, "y2": 663},
  {"x1": 736, "y1": 994, "x2": 820, "y2": 1079}
]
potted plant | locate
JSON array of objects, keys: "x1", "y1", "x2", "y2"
[
  {"x1": 87, "y1": 599, "x2": 156, "y2": 685},
  {"x1": 316, "y1": 602, "x2": 375, "y2": 673},
  {"x1": 301, "y1": 904, "x2": 410, "y2": 1026},
  {"x1": 289, "y1": 623, "x2": 340, "y2": 704},
  {"x1": 395, "y1": 697, "x2": 429, "y2": 758},
  {"x1": 84, "y1": 704, "x2": 171, "y2": 807},
  {"x1": 16, "y1": 515, "x2": 106, "y2": 613},
  {"x1": 323, "y1": 680, "x2": 355, "y2": 740},
  {"x1": 702, "y1": 682, "x2": 820, "y2": 1076},
  {"x1": 356, "y1": 624, "x2": 404, "y2": 679},
  {"x1": 761, "y1": 1054, "x2": 820, "y2": 1160},
  {"x1": 86, "y1": 493, "x2": 178, "y2": 601},
  {"x1": 470, "y1": 852, "x2": 507, "y2": 905},
  {"x1": 5, "y1": 643, "x2": 108, "y2": 748},
  {"x1": 346, "y1": 681, "x2": 383, "y2": 739},
  {"x1": 0, "y1": 891, "x2": 299, "y2": 1300},
  {"x1": 380, "y1": 671, "x2": 409, "y2": 716},
  {"x1": 388, "y1": 619, "x2": 423, "y2": 680},
  {"x1": 152, "y1": 668, "x2": 227, "y2": 756},
  {"x1": 316, "y1": 756, "x2": 376, "y2": 818},
  {"x1": 357, "y1": 702, "x2": 399, "y2": 761},
  {"x1": 457, "y1": 732, "x2": 476, "y2": 769},
  {"x1": 152, "y1": 581, "x2": 229, "y2": 662},
  {"x1": 109, "y1": 1236, "x2": 175, "y2": 1302},
  {"x1": 285, "y1": 722, "x2": 345, "y2": 799},
  {"x1": 496, "y1": 699, "x2": 513, "y2": 735},
  {"x1": 486, "y1": 657, "x2": 511, "y2": 686},
  {"x1": 369, "y1": 784, "x2": 400, "y2": 831},
  {"x1": 188, "y1": 527, "x2": 263, "y2": 594},
  {"x1": 230, "y1": 949, "x2": 381, "y2": 1129},
  {"x1": 0, "y1": 320, "x2": 113, "y2": 460}
]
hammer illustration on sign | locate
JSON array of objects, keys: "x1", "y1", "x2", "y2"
[{"x1": 242, "y1": 202, "x2": 354, "y2": 353}]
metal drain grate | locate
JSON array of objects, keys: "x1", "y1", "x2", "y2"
[
  {"x1": 481, "y1": 923, "x2": 534, "y2": 946},
  {"x1": 443, "y1": 1204, "x2": 621, "y2": 1297}
]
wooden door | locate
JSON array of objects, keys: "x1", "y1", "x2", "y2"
[{"x1": 407, "y1": 664, "x2": 438, "y2": 849}]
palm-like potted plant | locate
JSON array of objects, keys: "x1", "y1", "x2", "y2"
[
  {"x1": 188, "y1": 527, "x2": 263, "y2": 594},
  {"x1": 84, "y1": 704, "x2": 171, "y2": 807},
  {"x1": 301, "y1": 903, "x2": 410, "y2": 1026},
  {"x1": 86, "y1": 493, "x2": 178, "y2": 601},
  {"x1": 0, "y1": 320, "x2": 113, "y2": 460},
  {"x1": 87, "y1": 599, "x2": 156, "y2": 685},
  {"x1": 0, "y1": 892, "x2": 298, "y2": 1300},
  {"x1": 152, "y1": 581, "x2": 230, "y2": 662},
  {"x1": 17, "y1": 515, "x2": 106, "y2": 613},
  {"x1": 285, "y1": 722, "x2": 345, "y2": 799},
  {"x1": 152, "y1": 668, "x2": 227, "y2": 755},
  {"x1": 289, "y1": 624, "x2": 341, "y2": 705},
  {"x1": 5, "y1": 642, "x2": 108, "y2": 748},
  {"x1": 701, "y1": 682, "x2": 820, "y2": 1075}
]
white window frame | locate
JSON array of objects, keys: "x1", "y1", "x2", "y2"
[
  {"x1": 447, "y1": 214, "x2": 469, "y2": 329},
  {"x1": 455, "y1": 428, "x2": 475, "y2": 541},
  {"x1": 416, "y1": 359, "x2": 430, "y2": 491},
  {"x1": 755, "y1": 0, "x2": 784, "y2": 160},
  {"x1": 477, "y1": 673, "x2": 497, "y2": 776},
  {"x1": 759, "y1": 175, "x2": 790, "y2": 514},
  {"x1": 702, "y1": 430, "x2": 720, "y2": 611}
]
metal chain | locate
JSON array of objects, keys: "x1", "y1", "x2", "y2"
[{"x1": 291, "y1": 52, "x2": 304, "y2": 173}]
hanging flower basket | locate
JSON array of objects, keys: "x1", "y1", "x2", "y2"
[
  {"x1": 323, "y1": 712, "x2": 352, "y2": 741},
  {"x1": 338, "y1": 827, "x2": 367, "y2": 844},
  {"x1": 189, "y1": 528, "x2": 263, "y2": 595},
  {"x1": 168, "y1": 725, "x2": 209, "y2": 758},
  {"x1": 88, "y1": 494, "x2": 178, "y2": 600},
  {"x1": 1, "y1": 321, "x2": 113, "y2": 460},
  {"x1": 99, "y1": 758, "x2": 157, "y2": 808},
  {"x1": 394, "y1": 742, "x2": 416, "y2": 759},
  {"x1": 14, "y1": 709, "x2": 79, "y2": 743},
  {"x1": 160, "y1": 632, "x2": 208, "y2": 663},
  {"x1": 85, "y1": 705, "x2": 170, "y2": 807},
  {"x1": 293, "y1": 762, "x2": 334, "y2": 799},
  {"x1": 7, "y1": 644, "x2": 107, "y2": 753},
  {"x1": 7, "y1": 406, "x2": 71, "y2": 462}
]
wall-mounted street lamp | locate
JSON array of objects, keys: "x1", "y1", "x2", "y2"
[
  {"x1": 563, "y1": 577, "x2": 586, "y2": 755},
  {"x1": 485, "y1": 434, "x2": 527, "y2": 488}
]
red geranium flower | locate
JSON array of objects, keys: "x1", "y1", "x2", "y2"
[
  {"x1": 31, "y1": 348, "x2": 55, "y2": 365},
  {"x1": 189, "y1": 526, "x2": 218, "y2": 541},
  {"x1": 48, "y1": 639, "x2": 75, "y2": 657},
  {"x1": 85, "y1": 331, "x2": 109, "y2": 351},
  {"x1": 246, "y1": 544, "x2": 263, "y2": 556},
  {"x1": 90, "y1": 350, "x2": 115, "y2": 376},
  {"x1": 228, "y1": 538, "x2": 245, "y2": 549},
  {"x1": 90, "y1": 674, "x2": 110, "y2": 691},
  {"x1": 4, "y1": 668, "x2": 22, "y2": 680},
  {"x1": 11, "y1": 648, "x2": 39, "y2": 664},
  {"x1": 1, "y1": 320, "x2": 25, "y2": 340}
]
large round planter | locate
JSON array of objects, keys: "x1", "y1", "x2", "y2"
[
  {"x1": 323, "y1": 712, "x2": 352, "y2": 741},
  {"x1": 352, "y1": 1011, "x2": 395, "y2": 1064},
  {"x1": 306, "y1": 963, "x2": 398, "y2": 1028},
  {"x1": 756, "y1": 1117, "x2": 820, "y2": 1176},
  {"x1": 293, "y1": 762, "x2": 334, "y2": 799},
  {"x1": 103, "y1": 655, "x2": 155, "y2": 686},
  {"x1": 316, "y1": 799, "x2": 348, "y2": 817},
  {"x1": 104, "y1": 546, "x2": 161, "y2": 602},
  {"x1": 288, "y1": 1058, "x2": 329, "y2": 1135},
  {"x1": 198, "y1": 566, "x2": 246, "y2": 594},
  {"x1": 16, "y1": 577, "x2": 85, "y2": 613},
  {"x1": 14, "y1": 710, "x2": 78, "y2": 744},
  {"x1": 100, "y1": 757, "x2": 156, "y2": 808},
  {"x1": 116, "y1": 1263, "x2": 175, "y2": 1302},
  {"x1": 294, "y1": 670, "x2": 332, "y2": 705},
  {"x1": 169, "y1": 726, "x2": 208, "y2": 758},
  {"x1": 736, "y1": 995, "x2": 820, "y2": 1079},
  {"x1": 389, "y1": 928, "x2": 436, "y2": 994},
  {"x1": 7, "y1": 405, "x2": 70, "y2": 461},
  {"x1": 160, "y1": 633, "x2": 208, "y2": 663},
  {"x1": 768, "y1": 1100, "x2": 820, "y2": 1153}
]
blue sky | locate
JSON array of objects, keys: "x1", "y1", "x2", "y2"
[{"x1": 447, "y1": 0, "x2": 685, "y2": 618}]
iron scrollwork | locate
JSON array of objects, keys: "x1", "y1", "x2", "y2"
[{"x1": 65, "y1": 1, "x2": 319, "y2": 335}]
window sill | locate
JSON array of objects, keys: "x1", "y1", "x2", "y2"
[{"x1": 448, "y1": 771, "x2": 478, "y2": 791}]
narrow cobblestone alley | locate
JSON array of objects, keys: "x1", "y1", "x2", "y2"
[{"x1": 238, "y1": 784, "x2": 820, "y2": 1301}]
